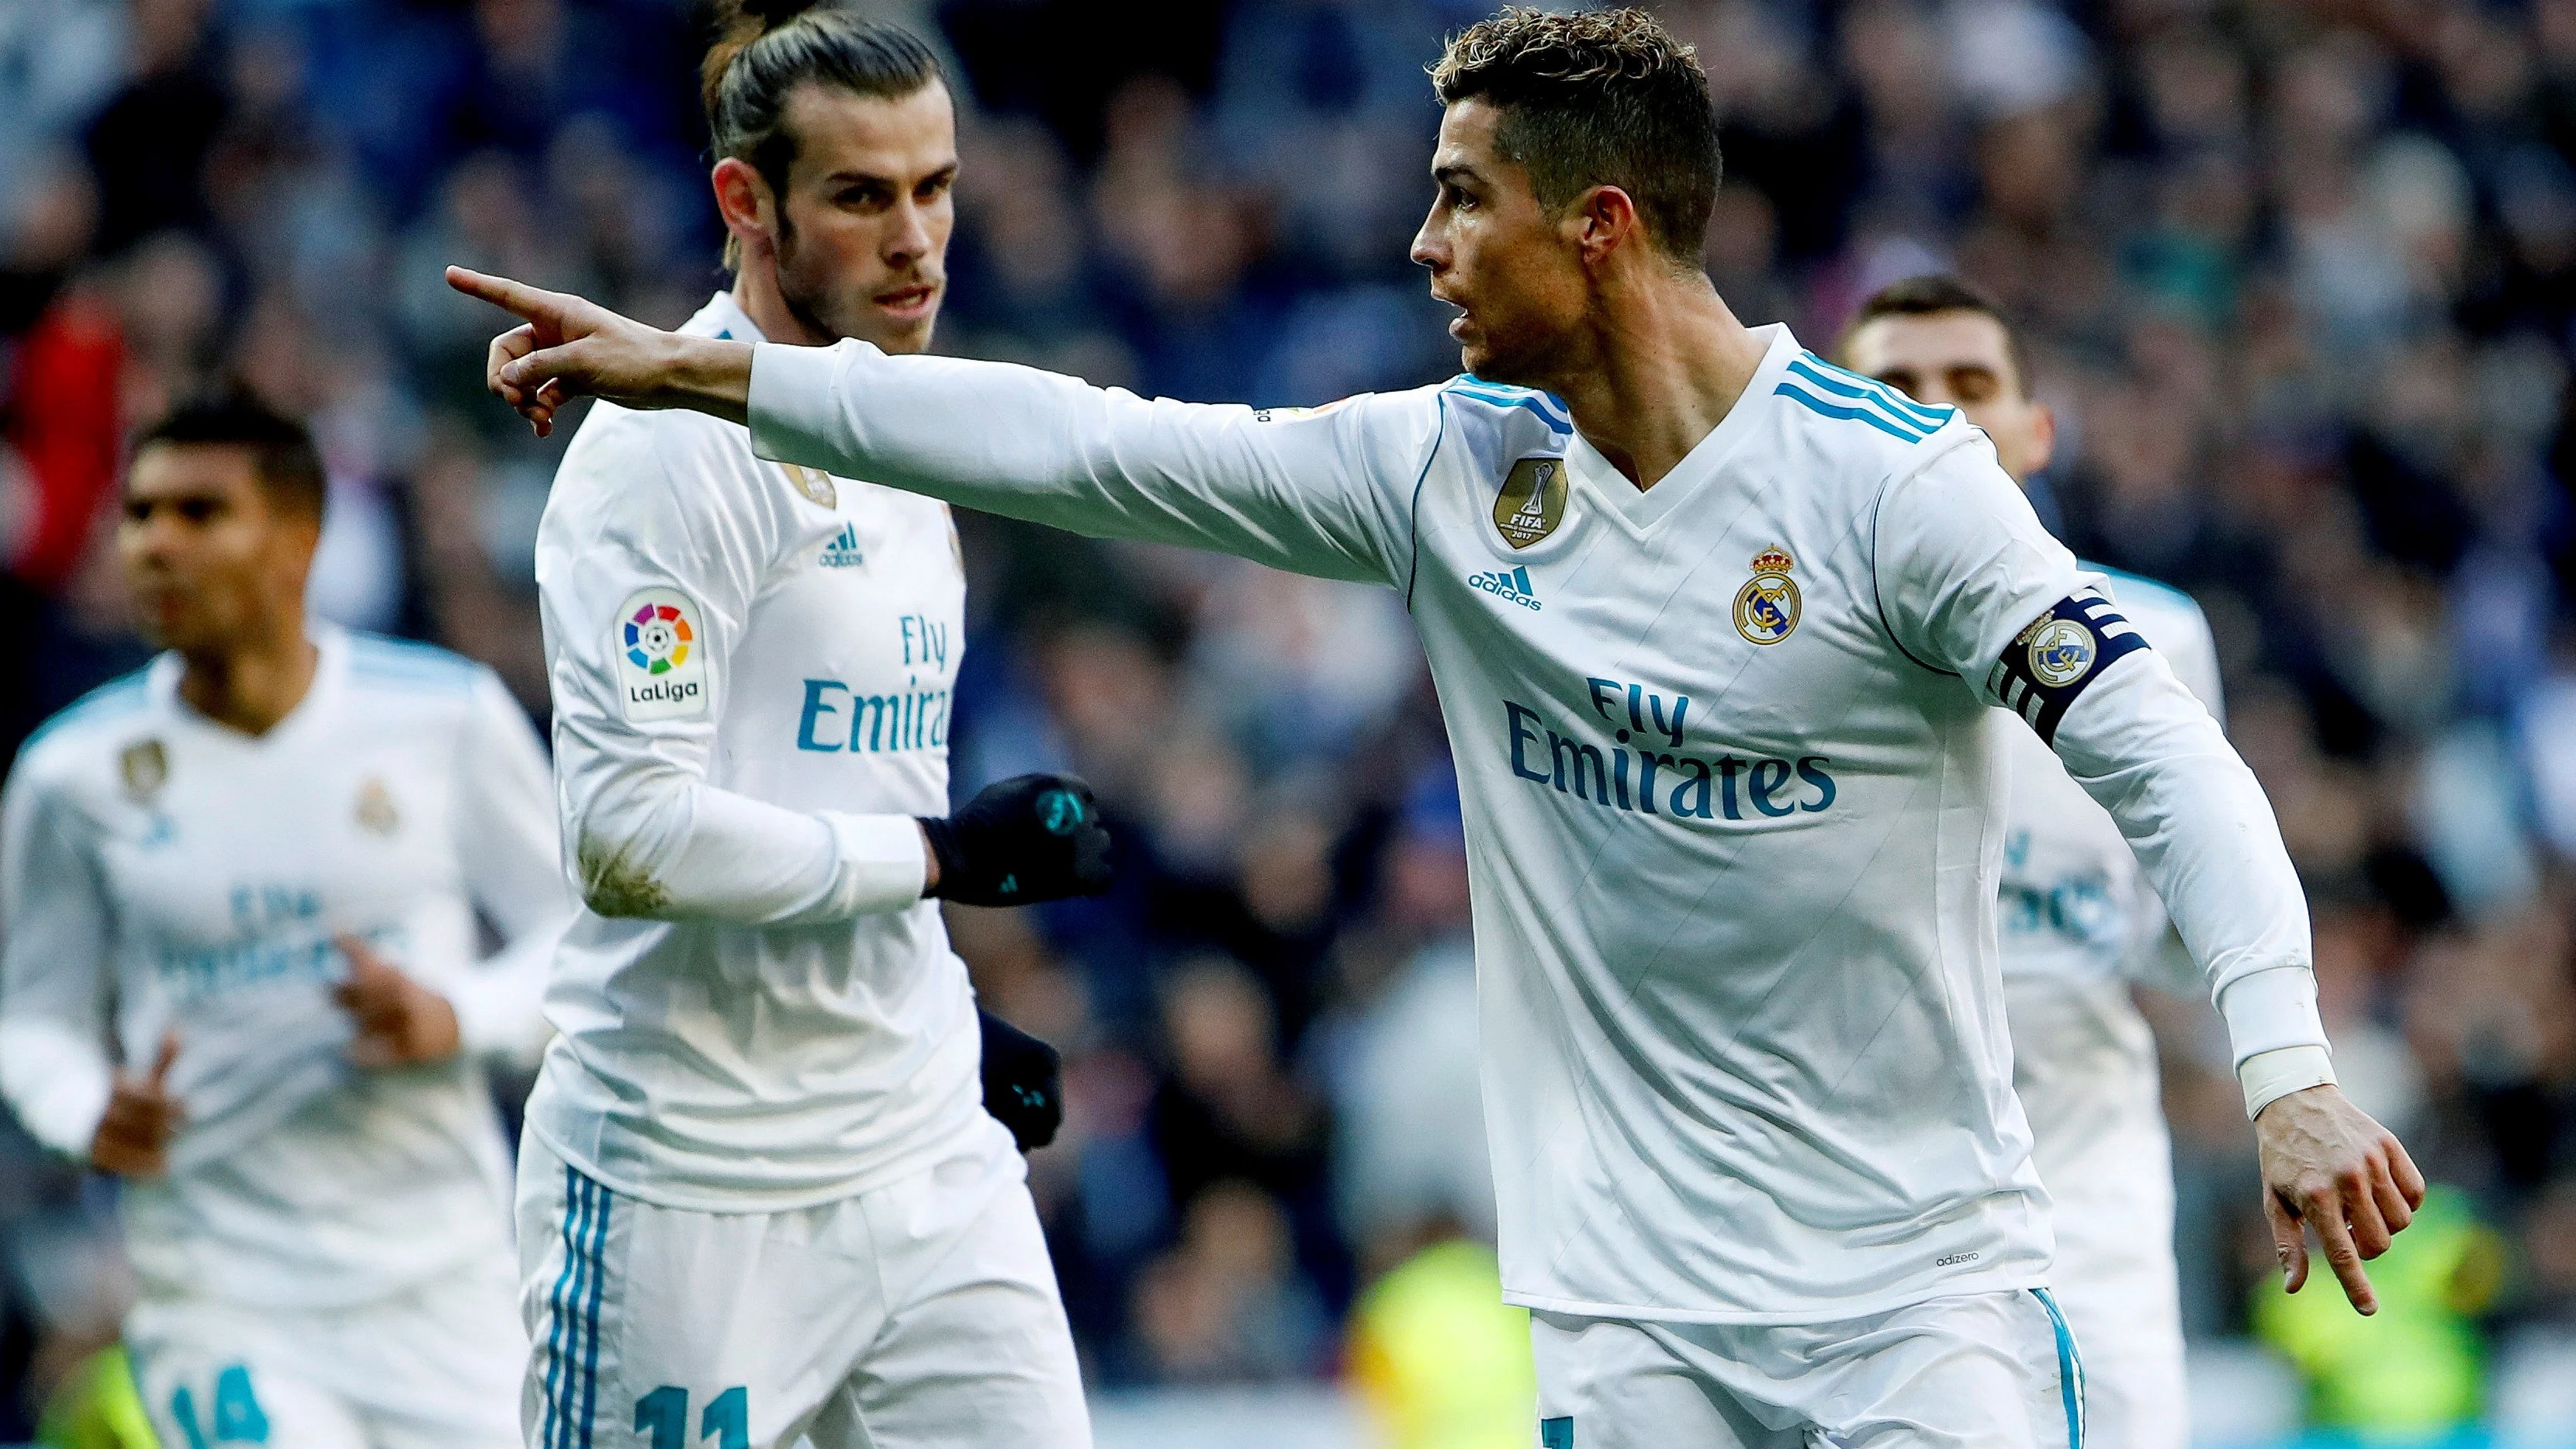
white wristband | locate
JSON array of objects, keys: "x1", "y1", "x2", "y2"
[{"x1": 2239, "y1": 1044, "x2": 2336, "y2": 1119}]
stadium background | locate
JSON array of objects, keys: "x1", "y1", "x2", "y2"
[{"x1": 3, "y1": 0, "x2": 2576, "y2": 1443}]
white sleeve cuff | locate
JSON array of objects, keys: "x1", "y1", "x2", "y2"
[
  {"x1": 819, "y1": 811, "x2": 929, "y2": 917},
  {"x1": 2215, "y1": 964, "x2": 2329, "y2": 1064},
  {"x1": 2240, "y1": 1044, "x2": 2338, "y2": 1119}
]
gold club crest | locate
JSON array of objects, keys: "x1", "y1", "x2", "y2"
[
  {"x1": 119, "y1": 739, "x2": 168, "y2": 804},
  {"x1": 1493, "y1": 456, "x2": 1568, "y2": 549},
  {"x1": 355, "y1": 776, "x2": 401, "y2": 835},
  {"x1": 1733, "y1": 548, "x2": 1801, "y2": 645},
  {"x1": 781, "y1": 463, "x2": 837, "y2": 510},
  {"x1": 2021, "y1": 617, "x2": 2097, "y2": 686}
]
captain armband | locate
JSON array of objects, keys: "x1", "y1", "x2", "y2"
[{"x1": 1984, "y1": 590, "x2": 2150, "y2": 745}]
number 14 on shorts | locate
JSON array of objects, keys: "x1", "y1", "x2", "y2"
[{"x1": 635, "y1": 1385, "x2": 747, "y2": 1449}]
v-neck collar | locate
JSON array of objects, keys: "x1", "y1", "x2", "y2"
[
  {"x1": 694, "y1": 290, "x2": 770, "y2": 344},
  {"x1": 1563, "y1": 323, "x2": 1802, "y2": 539},
  {"x1": 154, "y1": 625, "x2": 345, "y2": 750}
]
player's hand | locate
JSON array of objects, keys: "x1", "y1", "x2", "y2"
[
  {"x1": 2253, "y1": 1083, "x2": 2425, "y2": 1314},
  {"x1": 334, "y1": 934, "x2": 463, "y2": 1070},
  {"x1": 978, "y1": 1008, "x2": 1065, "y2": 1152},
  {"x1": 444, "y1": 266, "x2": 753, "y2": 437},
  {"x1": 919, "y1": 774, "x2": 1113, "y2": 907},
  {"x1": 90, "y1": 1033, "x2": 183, "y2": 1178}
]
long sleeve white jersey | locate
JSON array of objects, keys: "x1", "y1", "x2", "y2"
[
  {"x1": 740, "y1": 322, "x2": 2328, "y2": 1323},
  {"x1": 525, "y1": 292, "x2": 980, "y2": 1212},
  {"x1": 0, "y1": 628, "x2": 569, "y2": 1309}
]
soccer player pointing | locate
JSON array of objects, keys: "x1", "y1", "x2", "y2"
[{"x1": 455, "y1": 8, "x2": 2419, "y2": 1446}]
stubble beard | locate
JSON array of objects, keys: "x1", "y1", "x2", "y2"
[{"x1": 774, "y1": 216, "x2": 939, "y2": 355}]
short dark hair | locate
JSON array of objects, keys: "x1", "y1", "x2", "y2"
[
  {"x1": 1429, "y1": 7, "x2": 1721, "y2": 264},
  {"x1": 1840, "y1": 275, "x2": 2037, "y2": 397},
  {"x1": 702, "y1": 0, "x2": 946, "y2": 268},
  {"x1": 133, "y1": 392, "x2": 328, "y2": 520}
]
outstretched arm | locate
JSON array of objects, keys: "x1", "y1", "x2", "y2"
[
  {"x1": 450, "y1": 267, "x2": 1429, "y2": 587},
  {"x1": 1878, "y1": 425, "x2": 2424, "y2": 1315}
]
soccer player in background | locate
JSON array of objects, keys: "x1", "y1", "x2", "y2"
[
  {"x1": 452, "y1": 8, "x2": 2423, "y2": 1447},
  {"x1": 507, "y1": 5, "x2": 1106, "y2": 1448},
  {"x1": 0, "y1": 393, "x2": 571, "y2": 1449},
  {"x1": 1842, "y1": 276, "x2": 2214, "y2": 1449}
]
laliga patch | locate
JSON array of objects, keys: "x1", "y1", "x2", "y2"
[{"x1": 616, "y1": 587, "x2": 711, "y2": 721}]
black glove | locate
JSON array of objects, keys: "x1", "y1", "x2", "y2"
[
  {"x1": 978, "y1": 1008, "x2": 1064, "y2": 1151},
  {"x1": 919, "y1": 773, "x2": 1113, "y2": 907}
]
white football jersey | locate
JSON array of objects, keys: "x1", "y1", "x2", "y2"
[
  {"x1": 741, "y1": 322, "x2": 2327, "y2": 1323},
  {"x1": 0, "y1": 628, "x2": 569, "y2": 1309},
  {"x1": 525, "y1": 292, "x2": 982, "y2": 1212}
]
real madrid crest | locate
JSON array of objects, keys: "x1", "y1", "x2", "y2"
[
  {"x1": 355, "y1": 776, "x2": 401, "y2": 835},
  {"x1": 1733, "y1": 548, "x2": 1801, "y2": 645},
  {"x1": 119, "y1": 738, "x2": 168, "y2": 804},
  {"x1": 1493, "y1": 456, "x2": 1568, "y2": 550},
  {"x1": 781, "y1": 463, "x2": 837, "y2": 510},
  {"x1": 2022, "y1": 616, "x2": 2096, "y2": 686}
]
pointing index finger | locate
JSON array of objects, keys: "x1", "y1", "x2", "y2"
[{"x1": 445, "y1": 265, "x2": 557, "y2": 322}]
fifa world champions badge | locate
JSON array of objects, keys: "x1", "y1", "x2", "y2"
[
  {"x1": 616, "y1": 587, "x2": 712, "y2": 721},
  {"x1": 1493, "y1": 456, "x2": 1568, "y2": 549},
  {"x1": 1733, "y1": 548, "x2": 1801, "y2": 645}
]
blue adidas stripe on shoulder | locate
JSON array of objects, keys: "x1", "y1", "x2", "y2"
[
  {"x1": 1795, "y1": 354, "x2": 1954, "y2": 428},
  {"x1": 1446, "y1": 376, "x2": 1573, "y2": 435},
  {"x1": 1774, "y1": 381, "x2": 1928, "y2": 443},
  {"x1": 1781, "y1": 357, "x2": 1953, "y2": 441},
  {"x1": 18, "y1": 668, "x2": 154, "y2": 757}
]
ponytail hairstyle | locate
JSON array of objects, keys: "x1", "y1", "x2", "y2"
[{"x1": 701, "y1": 0, "x2": 947, "y2": 268}]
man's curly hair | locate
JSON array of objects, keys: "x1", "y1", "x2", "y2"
[{"x1": 1430, "y1": 7, "x2": 1721, "y2": 262}]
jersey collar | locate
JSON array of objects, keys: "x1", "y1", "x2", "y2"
[
  {"x1": 152, "y1": 624, "x2": 349, "y2": 749},
  {"x1": 1563, "y1": 323, "x2": 1802, "y2": 540},
  {"x1": 687, "y1": 290, "x2": 769, "y2": 344}
]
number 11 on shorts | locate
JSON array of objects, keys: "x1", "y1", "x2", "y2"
[{"x1": 635, "y1": 1385, "x2": 747, "y2": 1449}]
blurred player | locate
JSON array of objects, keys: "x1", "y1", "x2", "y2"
[
  {"x1": 452, "y1": 9, "x2": 2424, "y2": 1447},
  {"x1": 507, "y1": 5, "x2": 1106, "y2": 1447},
  {"x1": 0, "y1": 393, "x2": 571, "y2": 1449},
  {"x1": 1842, "y1": 276, "x2": 2214, "y2": 1449}
]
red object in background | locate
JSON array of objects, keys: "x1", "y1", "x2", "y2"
[{"x1": 5, "y1": 290, "x2": 123, "y2": 592}]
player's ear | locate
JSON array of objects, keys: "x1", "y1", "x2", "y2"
[
  {"x1": 1570, "y1": 185, "x2": 1642, "y2": 268},
  {"x1": 712, "y1": 157, "x2": 777, "y2": 257}
]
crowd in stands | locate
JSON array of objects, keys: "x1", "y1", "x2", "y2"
[{"x1": 5, "y1": 0, "x2": 2576, "y2": 1435}]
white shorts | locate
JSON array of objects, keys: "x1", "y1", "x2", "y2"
[
  {"x1": 514, "y1": 1115, "x2": 1089, "y2": 1449},
  {"x1": 127, "y1": 1255, "x2": 524, "y2": 1449},
  {"x1": 1531, "y1": 1289, "x2": 2086, "y2": 1449}
]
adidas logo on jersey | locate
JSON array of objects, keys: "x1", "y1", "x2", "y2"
[
  {"x1": 1469, "y1": 565, "x2": 1541, "y2": 610},
  {"x1": 820, "y1": 524, "x2": 864, "y2": 569}
]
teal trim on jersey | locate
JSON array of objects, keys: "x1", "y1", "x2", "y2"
[
  {"x1": 1774, "y1": 382, "x2": 1926, "y2": 443},
  {"x1": 1798, "y1": 354, "x2": 1955, "y2": 428},
  {"x1": 544, "y1": 1168, "x2": 614, "y2": 1449},
  {"x1": 346, "y1": 633, "x2": 480, "y2": 691},
  {"x1": 16, "y1": 667, "x2": 154, "y2": 759},
  {"x1": 1446, "y1": 376, "x2": 1574, "y2": 435},
  {"x1": 578, "y1": 1175, "x2": 612, "y2": 1449},
  {"x1": 1783, "y1": 358, "x2": 1944, "y2": 438},
  {"x1": 2031, "y1": 1288, "x2": 2086, "y2": 1449}
]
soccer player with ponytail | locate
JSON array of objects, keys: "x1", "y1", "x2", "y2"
[{"x1": 510, "y1": 5, "x2": 1101, "y2": 1446}]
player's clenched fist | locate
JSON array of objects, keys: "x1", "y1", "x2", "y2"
[
  {"x1": 334, "y1": 935, "x2": 463, "y2": 1070},
  {"x1": 90, "y1": 1032, "x2": 183, "y2": 1177},
  {"x1": 921, "y1": 774, "x2": 1113, "y2": 907},
  {"x1": 445, "y1": 265, "x2": 754, "y2": 438}
]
